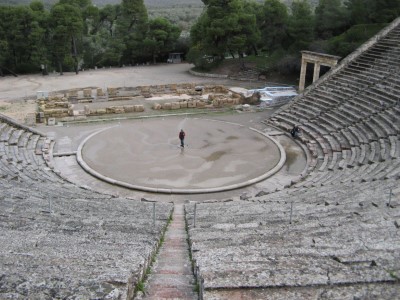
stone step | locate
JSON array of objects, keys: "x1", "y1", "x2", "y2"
[{"x1": 141, "y1": 203, "x2": 197, "y2": 300}]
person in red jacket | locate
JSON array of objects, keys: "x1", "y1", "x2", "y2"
[{"x1": 179, "y1": 129, "x2": 185, "y2": 147}]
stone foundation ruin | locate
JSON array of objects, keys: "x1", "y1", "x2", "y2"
[{"x1": 37, "y1": 83, "x2": 252, "y2": 124}]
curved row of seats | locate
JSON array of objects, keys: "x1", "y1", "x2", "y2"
[
  {"x1": 186, "y1": 17, "x2": 400, "y2": 299},
  {"x1": 0, "y1": 116, "x2": 173, "y2": 299},
  {"x1": 186, "y1": 179, "x2": 400, "y2": 299},
  {"x1": 268, "y1": 20, "x2": 400, "y2": 187}
]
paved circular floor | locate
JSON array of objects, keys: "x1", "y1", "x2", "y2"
[{"x1": 78, "y1": 118, "x2": 284, "y2": 193}]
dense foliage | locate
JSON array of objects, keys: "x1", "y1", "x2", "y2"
[
  {"x1": 0, "y1": 0, "x2": 181, "y2": 74},
  {"x1": 0, "y1": 0, "x2": 399, "y2": 75},
  {"x1": 189, "y1": 0, "x2": 399, "y2": 72}
]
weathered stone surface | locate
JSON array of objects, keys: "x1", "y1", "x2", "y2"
[
  {"x1": 97, "y1": 88, "x2": 104, "y2": 97},
  {"x1": 187, "y1": 101, "x2": 196, "y2": 108},
  {"x1": 107, "y1": 87, "x2": 117, "y2": 97},
  {"x1": 153, "y1": 103, "x2": 162, "y2": 110},
  {"x1": 83, "y1": 89, "x2": 92, "y2": 98},
  {"x1": 68, "y1": 90, "x2": 78, "y2": 98},
  {"x1": 123, "y1": 105, "x2": 135, "y2": 113},
  {"x1": 196, "y1": 101, "x2": 206, "y2": 108},
  {"x1": 0, "y1": 117, "x2": 174, "y2": 299},
  {"x1": 134, "y1": 105, "x2": 144, "y2": 112},
  {"x1": 186, "y1": 180, "x2": 400, "y2": 298},
  {"x1": 163, "y1": 103, "x2": 172, "y2": 110},
  {"x1": 171, "y1": 102, "x2": 180, "y2": 110}
]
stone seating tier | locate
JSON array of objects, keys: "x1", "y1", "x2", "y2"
[
  {"x1": 0, "y1": 179, "x2": 173, "y2": 299},
  {"x1": 186, "y1": 180, "x2": 399, "y2": 298},
  {"x1": 0, "y1": 116, "x2": 174, "y2": 298}
]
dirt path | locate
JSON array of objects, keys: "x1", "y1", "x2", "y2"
[{"x1": 0, "y1": 64, "x2": 242, "y2": 102}]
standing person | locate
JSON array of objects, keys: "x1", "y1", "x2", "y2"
[{"x1": 179, "y1": 129, "x2": 185, "y2": 147}]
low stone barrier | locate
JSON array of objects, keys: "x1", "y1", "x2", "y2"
[
  {"x1": 189, "y1": 69, "x2": 229, "y2": 78},
  {"x1": 88, "y1": 104, "x2": 145, "y2": 116}
]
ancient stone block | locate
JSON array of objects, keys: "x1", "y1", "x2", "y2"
[
  {"x1": 163, "y1": 103, "x2": 172, "y2": 110},
  {"x1": 169, "y1": 84, "x2": 177, "y2": 91},
  {"x1": 84, "y1": 105, "x2": 90, "y2": 115},
  {"x1": 134, "y1": 105, "x2": 145, "y2": 112},
  {"x1": 213, "y1": 99, "x2": 221, "y2": 107},
  {"x1": 68, "y1": 90, "x2": 78, "y2": 98},
  {"x1": 47, "y1": 118, "x2": 56, "y2": 126},
  {"x1": 97, "y1": 88, "x2": 104, "y2": 97},
  {"x1": 196, "y1": 101, "x2": 206, "y2": 108},
  {"x1": 153, "y1": 103, "x2": 162, "y2": 110},
  {"x1": 214, "y1": 85, "x2": 228, "y2": 93},
  {"x1": 187, "y1": 101, "x2": 196, "y2": 108},
  {"x1": 123, "y1": 105, "x2": 135, "y2": 113},
  {"x1": 180, "y1": 101, "x2": 188, "y2": 108},
  {"x1": 233, "y1": 98, "x2": 241, "y2": 105},
  {"x1": 114, "y1": 107, "x2": 124, "y2": 114},
  {"x1": 107, "y1": 87, "x2": 117, "y2": 97},
  {"x1": 73, "y1": 110, "x2": 85, "y2": 116},
  {"x1": 106, "y1": 107, "x2": 116, "y2": 113},
  {"x1": 171, "y1": 102, "x2": 180, "y2": 110},
  {"x1": 83, "y1": 89, "x2": 92, "y2": 98},
  {"x1": 96, "y1": 108, "x2": 107, "y2": 115}
]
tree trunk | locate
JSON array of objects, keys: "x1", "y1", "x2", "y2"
[
  {"x1": 0, "y1": 65, "x2": 18, "y2": 77},
  {"x1": 72, "y1": 37, "x2": 79, "y2": 75},
  {"x1": 252, "y1": 45, "x2": 259, "y2": 56},
  {"x1": 59, "y1": 60, "x2": 63, "y2": 75}
]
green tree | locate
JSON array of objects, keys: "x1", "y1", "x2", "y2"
[
  {"x1": 143, "y1": 17, "x2": 181, "y2": 63},
  {"x1": 117, "y1": 0, "x2": 148, "y2": 64},
  {"x1": 259, "y1": 0, "x2": 288, "y2": 52},
  {"x1": 345, "y1": 0, "x2": 374, "y2": 25},
  {"x1": 315, "y1": 0, "x2": 348, "y2": 39},
  {"x1": 0, "y1": 5, "x2": 48, "y2": 74},
  {"x1": 345, "y1": 0, "x2": 400, "y2": 25},
  {"x1": 375, "y1": 0, "x2": 400, "y2": 23},
  {"x1": 88, "y1": 4, "x2": 124, "y2": 67},
  {"x1": 287, "y1": 0, "x2": 314, "y2": 53},
  {"x1": 190, "y1": 0, "x2": 259, "y2": 61},
  {"x1": 49, "y1": 3, "x2": 84, "y2": 74}
]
